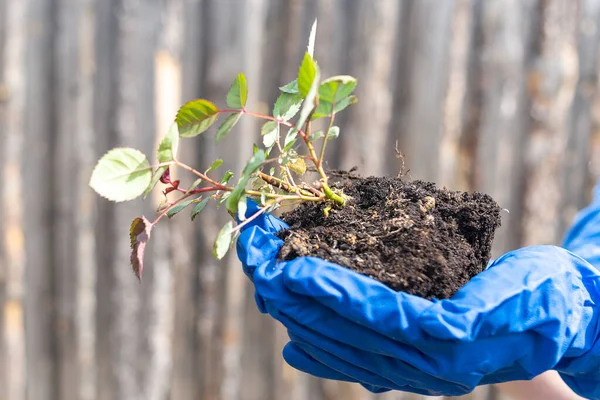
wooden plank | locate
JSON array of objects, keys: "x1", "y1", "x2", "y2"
[
  {"x1": 475, "y1": 0, "x2": 539, "y2": 255},
  {"x1": 23, "y1": 0, "x2": 59, "y2": 397},
  {"x1": 337, "y1": 0, "x2": 403, "y2": 177},
  {"x1": 395, "y1": 0, "x2": 455, "y2": 183},
  {"x1": 558, "y1": 0, "x2": 600, "y2": 234},
  {"x1": 521, "y1": 0, "x2": 579, "y2": 247},
  {"x1": 93, "y1": 0, "x2": 120, "y2": 398},
  {"x1": 0, "y1": 1, "x2": 27, "y2": 399},
  {"x1": 52, "y1": 0, "x2": 98, "y2": 399}
]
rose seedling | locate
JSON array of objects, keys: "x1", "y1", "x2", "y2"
[{"x1": 89, "y1": 21, "x2": 357, "y2": 280}]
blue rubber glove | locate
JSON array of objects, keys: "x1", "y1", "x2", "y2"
[{"x1": 236, "y1": 186, "x2": 600, "y2": 398}]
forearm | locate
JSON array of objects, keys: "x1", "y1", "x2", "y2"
[{"x1": 496, "y1": 371, "x2": 585, "y2": 400}]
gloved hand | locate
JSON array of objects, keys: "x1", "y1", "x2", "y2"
[{"x1": 236, "y1": 185, "x2": 600, "y2": 398}]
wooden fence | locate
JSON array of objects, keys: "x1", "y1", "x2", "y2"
[{"x1": 1, "y1": 0, "x2": 599, "y2": 399}]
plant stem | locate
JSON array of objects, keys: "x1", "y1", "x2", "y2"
[
  {"x1": 245, "y1": 190, "x2": 322, "y2": 202},
  {"x1": 174, "y1": 159, "x2": 231, "y2": 191},
  {"x1": 319, "y1": 112, "x2": 335, "y2": 167},
  {"x1": 230, "y1": 204, "x2": 270, "y2": 233},
  {"x1": 217, "y1": 108, "x2": 344, "y2": 205},
  {"x1": 150, "y1": 191, "x2": 196, "y2": 227}
]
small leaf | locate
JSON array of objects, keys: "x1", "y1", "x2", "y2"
[
  {"x1": 187, "y1": 178, "x2": 202, "y2": 191},
  {"x1": 318, "y1": 76, "x2": 357, "y2": 104},
  {"x1": 327, "y1": 126, "x2": 340, "y2": 139},
  {"x1": 90, "y1": 148, "x2": 152, "y2": 202},
  {"x1": 269, "y1": 167, "x2": 275, "y2": 176},
  {"x1": 205, "y1": 159, "x2": 223, "y2": 174},
  {"x1": 312, "y1": 95, "x2": 357, "y2": 119},
  {"x1": 130, "y1": 216, "x2": 152, "y2": 280},
  {"x1": 307, "y1": 19, "x2": 317, "y2": 57},
  {"x1": 213, "y1": 221, "x2": 234, "y2": 259},
  {"x1": 143, "y1": 124, "x2": 179, "y2": 198},
  {"x1": 261, "y1": 121, "x2": 278, "y2": 148},
  {"x1": 298, "y1": 53, "x2": 318, "y2": 98},
  {"x1": 283, "y1": 139, "x2": 297, "y2": 153},
  {"x1": 144, "y1": 166, "x2": 168, "y2": 198},
  {"x1": 158, "y1": 122, "x2": 180, "y2": 162},
  {"x1": 176, "y1": 99, "x2": 219, "y2": 138},
  {"x1": 226, "y1": 73, "x2": 248, "y2": 109},
  {"x1": 279, "y1": 80, "x2": 299, "y2": 94},
  {"x1": 216, "y1": 113, "x2": 242, "y2": 143},
  {"x1": 220, "y1": 171, "x2": 234, "y2": 184},
  {"x1": 296, "y1": 59, "x2": 321, "y2": 130},
  {"x1": 308, "y1": 130, "x2": 324, "y2": 142},
  {"x1": 167, "y1": 197, "x2": 198, "y2": 218},
  {"x1": 284, "y1": 128, "x2": 298, "y2": 148},
  {"x1": 226, "y1": 150, "x2": 265, "y2": 214},
  {"x1": 260, "y1": 191, "x2": 267, "y2": 206},
  {"x1": 273, "y1": 93, "x2": 303, "y2": 121},
  {"x1": 238, "y1": 195, "x2": 248, "y2": 221},
  {"x1": 288, "y1": 158, "x2": 306, "y2": 175},
  {"x1": 191, "y1": 197, "x2": 210, "y2": 221}
]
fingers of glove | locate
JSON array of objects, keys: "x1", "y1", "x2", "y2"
[
  {"x1": 285, "y1": 326, "x2": 472, "y2": 396},
  {"x1": 283, "y1": 343, "x2": 390, "y2": 394},
  {"x1": 253, "y1": 262, "x2": 436, "y2": 369},
  {"x1": 238, "y1": 200, "x2": 288, "y2": 234},
  {"x1": 282, "y1": 342, "x2": 359, "y2": 383},
  {"x1": 279, "y1": 257, "x2": 432, "y2": 342},
  {"x1": 289, "y1": 337, "x2": 455, "y2": 397},
  {"x1": 262, "y1": 257, "x2": 560, "y2": 383},
  {"x1": 236, "y1": 226, "x2": 283, "y2": 278}
]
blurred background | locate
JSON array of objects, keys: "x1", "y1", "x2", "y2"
[{"x1": 1, "y1": 0, "x2": 599, "y2": 399}]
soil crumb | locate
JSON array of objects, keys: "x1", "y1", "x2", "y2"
[{"x1": 277, "y1": 176, "x2": 501, "y2": 299}]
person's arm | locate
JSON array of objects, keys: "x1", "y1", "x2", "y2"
[{"x1": 497, "y1": 371, "x2": 585, "y2": 400}]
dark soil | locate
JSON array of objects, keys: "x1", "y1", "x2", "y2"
[{"x1": 276, "y1": 176, "x2": 502, "y2": 299}]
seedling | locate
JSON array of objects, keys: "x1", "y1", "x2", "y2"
[{"x1": 89, "y1": 21, "x2": 358, "y2": 279}]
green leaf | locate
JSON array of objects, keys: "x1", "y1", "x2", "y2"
[
  {"x1": 176, "y1": 99, "x2": 219, "y2": 137},
  {"x1": 90, "y1": 148, "x2": 152, "y2": 202},
  {"x1": 226, "y1": 73, "x2": 248, "y2": 109},
  {"x1": 220, "y1": 171, "x2": 234, "y2": 184},
  {"x1": 296, "y1": 59, "x2": 321, "y2": 130},
  {"x1": 298, "y1": 53, "x2": 318, "y2": 98},
  {"x1": 167, "y1": 197, "x2": 198, "y2": 218},
  {"x1": 213, "y1": 221, "x2": 234, "y2": 259},
  {"x1": 318, "y1": 75, "x2": 357, "y2": 104},
  {"x1": 216, "y1": 113, "x2": 242, "y2": 143},
  {"x1": 288, "y1": 158, "x2": 306, "y2": 175},
  {"x1": 261, "y1": 121, "x2": 278, "y2": 148},
  {"x1": 226, "y1": 150, "x2": 266, "y2": 214},
  {"x1": 144, "y1": 166, "x2": 168, "y2": 198},
  {"x1": 279, "y1": 80, "x2": 299, "y2": 94},
  {"x1": 238, "y1": 195, "x2": 248, "y2": 221},
  {"x1": 143, "y1": 123, "x2": 179, "y2": 198},
  {"x1": 190, "y1": 197, "x2": 210, "y2": 221},
  {"x1": 205, "y1": 159, "x2": 223, "y2": 174},
  {"x1": 312, "y1": 95, "x2": 357, "y2": 119},
  {"x1": 158, "y1": 122, "x2": 179, "y2": 162},
  {"x1": 273, "y1": 93, "x2": 303, "y2": 121},
  {"x1": 188, "y1": 178, "x2": 203, "y2": 191},
  {"x1": 308, "y1": 130, "x2": 324, "y2": 142},
  {"x1": 307, "y1": 19, "x2": 317, "y2": 57},
  {"x1": 284, "y1": 128, "x2": 297, "y2": 148},
  {"x1": 130, "y1": 216, "x2": 152, "y2": 280},
  {"x1": 327, "y1": 126, "x2": 340, "y2": 139}
]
